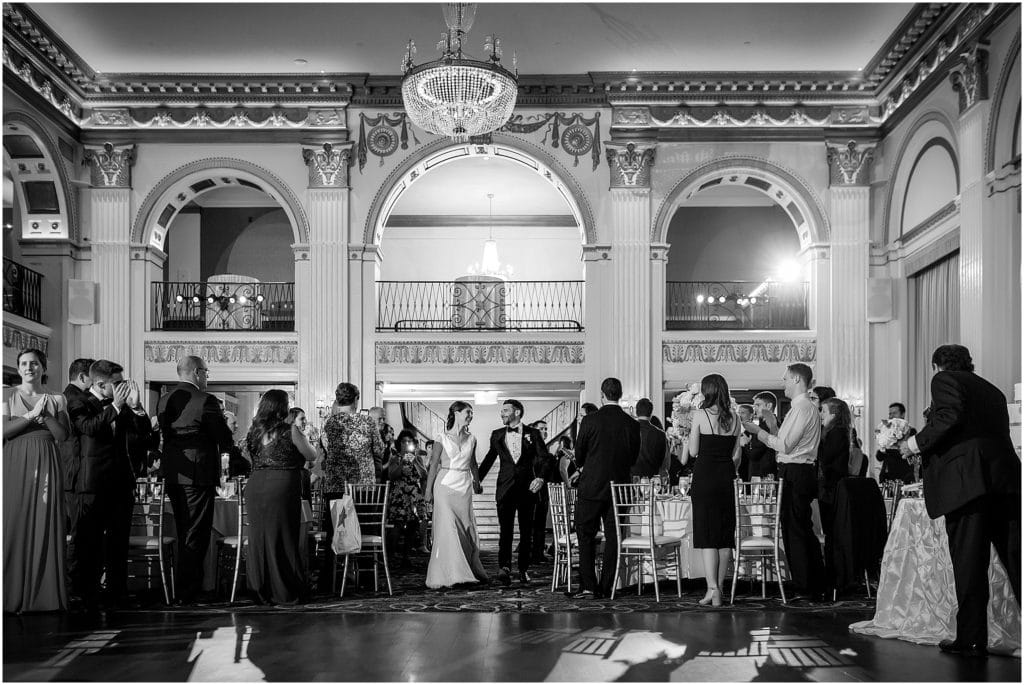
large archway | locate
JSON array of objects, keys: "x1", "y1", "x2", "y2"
[
  {"x1": 131, "y1": 158, "x2": 309, "y2": 250},
  {"x1": 3, "y1": 111, "x2": 77, "y2": 241}
]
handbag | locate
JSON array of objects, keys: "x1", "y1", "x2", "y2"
[{"x1": 330, "y1": 494, "x2": 362, "y2": 555}]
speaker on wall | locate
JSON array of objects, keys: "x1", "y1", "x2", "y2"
[
  {"x1": 67, "y1": 279, "x2": 96, "y2": 325},
  {"x1": 866, "y1": 277, "x2": 894, "y2": 323}
]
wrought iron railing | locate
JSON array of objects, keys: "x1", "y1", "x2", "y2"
[
  {"x1": 3, "y1": 257, "x2": 43, "y2": 323},
  {"x1": 666, "y1": 281, "x2": 809, "y2": 330},
  {"x1": 377, "y1": 280, "x2": 584, "y2": 332},
  {"x1": 151, "y1": 281, "x2": 295, "y2": 331}
]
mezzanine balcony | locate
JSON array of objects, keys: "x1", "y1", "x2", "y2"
[
  {"x1": 666, "y1": 280, "x2": 809, "y2": 330},
  {"x1": 151, "y1": 280, "x2": 295, "y2": 331}
]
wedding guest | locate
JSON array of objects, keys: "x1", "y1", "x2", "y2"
[
  {"x1": 736, "y1": 404, "x2": 755, "y2": 481},
  {"x1": 3, "y1": 348, "x2": 70, "y2": 613},
  {"x1": 223, "y1": 411, "x2": 251, "y2": 479},
  {"x1": 751, "y1": 391, "x2": 780, "y2": 479},
  {"x1": 689, "y1": 374, "x2": 743, "y2": 607},
  {"x1": 742, "y1": 363, "x2": 826, "y2": 601},
  {"x1": 157, "y1": 355, "x2": 235, "y2": 604},
  {"x1": 570, "y1": 378, "x2": 641, "y2": 599},
  {"x1": 899, "y1": 344, "x2": 1021, "y2": 657},
  {"x1": 61, "y1": 358, "x2": 94, "y2": 520},
  {"x1": 649, "y1": 415, "x2": 664, "y2": 430},
  {"x1": 581, "y1": 402, "x2": 599, "y2": 417},
  {"x1": 810, "y1": 386, "x2": 836, "y2": 408},
  {"x1": 556, "y1": 435, "x2": 578, "y2": 487},
  {"x1": 286, "y1": 408, "x2": 313, "y2": 501},
  {"x1": 386, "y1": 430, "x2": 427, "y2": 566},
  {"x1": 631, "y1": 397, "x2": 670, "y2": 479},
  {"x1": 68, "y1": 361, "x2": 152, "y2": 609},
  {"x1": 817, "y1": 397, "x2": 852, "y2": 595},
  {"x1": 245, "y1": 390, "x2": 317, "y2": 605},
  {"x1": 875, "y1": 402, "x2": 915, "y2": 482},
  {"x1": 318, "y1": 382, "x2": 385, "y2": 589}
]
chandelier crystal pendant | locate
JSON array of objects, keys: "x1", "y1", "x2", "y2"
[
  {"x1": 401, "y1": 2, "x2": 518, "y2": 142},
  {"x1": 467, "y1": 193, "x2": 514, "y2": 279}
]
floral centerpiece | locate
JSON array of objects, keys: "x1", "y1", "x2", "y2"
[{"x1": 875, "y1": 418, "x2": 910, "y2": 450}]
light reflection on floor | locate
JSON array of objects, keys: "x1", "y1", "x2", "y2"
[{"x1": 186, "y1": 623, "x2": 265, "y2": 682}]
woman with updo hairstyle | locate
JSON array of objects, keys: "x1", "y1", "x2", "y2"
[
  {"x1": 687, "y1": 373, "x2": 743, "y2": 607},
  {"x1": 3, "y1": 348, "x2": 71, "y2": 612},
  {"x1": 244, "y1": 390, "x2": 317, "y2": 604},
  {"x1": 423, "y1": 401, "x2": 488, "y2": 588},
  {"x1": 817, "y1": 397, "x2": 852, "y2": 594}
]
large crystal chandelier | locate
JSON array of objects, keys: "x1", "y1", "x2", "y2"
[{"x1": 401, "y1": 3, "x2": 518, "y2": 143}]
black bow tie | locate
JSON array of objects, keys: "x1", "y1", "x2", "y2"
[{"x1": 507, "y1": 426, "x2": 520, "y2": 433}]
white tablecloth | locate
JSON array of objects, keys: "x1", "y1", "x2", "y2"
[{"x1": 849, "y1": 497, "x2": 1021, "y2": 656}]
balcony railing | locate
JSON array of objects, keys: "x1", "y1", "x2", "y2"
[
  {"x1": 377, "y1": 280, "x2": 584, "y2": 332},
  {"x1": 3, "y1": 257, "x2": 43, "y2": 323},
  {"x1": 152, "y1": 281, "x2": 295, "y2": 331},
  {"x1": 666, "y1": 281, "x2": 809, "y2": 330}
]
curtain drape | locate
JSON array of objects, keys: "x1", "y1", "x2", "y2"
[{"x1": 910, "y1": 251, "x2": 960, "y2": 423}]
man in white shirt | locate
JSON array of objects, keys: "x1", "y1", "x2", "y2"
[{"x1": 742, "y1": 362, "x2": 825, "y2": 601}]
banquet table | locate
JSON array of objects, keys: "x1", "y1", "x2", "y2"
[{"x1": 849, "y1": 497, "x2": 1021, "y2": 656}]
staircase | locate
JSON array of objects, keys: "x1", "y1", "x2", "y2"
[{"x1": 400, "y1": 402, "x2": 446, "y2": 445}]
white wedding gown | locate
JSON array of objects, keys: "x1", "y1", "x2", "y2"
[{"x1": 426, "y1": 433, "x2": 489, "y2": 588}]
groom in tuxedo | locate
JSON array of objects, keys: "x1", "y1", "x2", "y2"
[{"x1": 479, "y1": 399, "x2": 550, "y2": 585}]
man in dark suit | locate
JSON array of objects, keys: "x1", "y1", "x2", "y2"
[
  {"x1": 900, "y1": 344, "x2": 1021, "y2": 657},
  {"x1": 877, "y1": 402, "x2": 916, "y2": 482},
  {"x1": 479, "y1": 399, "x2": 550, "y2": 585},
  {"x1": 570, "y1": 378, "x2": 641, "y2": 599},
  {"x1": 157, "y1": 355, "x2": 234, "y2": 603},
  {"x1": 68, "y1": 360, "x2": 152, "y2": 607},
  {"x1": 61, "y1": 357, "x2": 94, "y2": 603},
  {"x1": 630, "y1": 397, "x2": 669, "y2": 479}
]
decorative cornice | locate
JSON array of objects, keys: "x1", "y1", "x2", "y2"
[
  {"x1": 900, "y1": 198, "x2": 960, "y2": 244},
  {"x1": 84, "y1": 142, "x2": 135, "y2": 188},
  {"x1": 80, "y1": 107, "x2": 347, "y2": 131},
  {"x1": 662, "y1": 339, "x2": 816, "y2": 364},
  {"x1": 826, "y1": 140, "x2": 876, "y2": 187},
  {"x1": 376, "y1": 341, "x2": 585, "y2": 365},
  {"x1": 302, "y1": 142, "x2": 352, "y2": 188},
  {"x1": 2, "y1": 320, "x2": 50, "y2": 355},
  {"x1": 948, "y1": 43, "x2": 989, "y2": 115},
  {"x1": 144, "y1": 341, "x2": 297, "y2": 365},
  {"x1": 860, "y1": 4, "x2": 950, "y2": 91},
  {"x1": 612, "y1": 104, "x2": 879, "y2": 130},
  {"x1": 605, "y1": 141, "x2": 656, "y2": 189}
]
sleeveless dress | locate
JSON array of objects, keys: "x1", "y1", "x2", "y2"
[
  {"x1": 425, "y1": 433, "x2": 488, "y2": 588},
  {"x1": 690, "y1": 410, "x2": 740, "y2": 549},
  {"x1": 244, "y1": 428, "x2": 307, "y2": 604},
  {"x1": 3, "y1": 389, "x2": 68, "y2": 612}
]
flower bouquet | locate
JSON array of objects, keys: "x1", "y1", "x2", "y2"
[
  {"x1": 668, "y1": 382, "x2": 740, "y2": 445},
  {"x1": 875, "y1": 418, "x2": 910, "y2": 451}
]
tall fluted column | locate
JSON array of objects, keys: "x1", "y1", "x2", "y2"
[
  {"x1": 826, "y1": 139, "x2": 876, "y2": 429},
  {"x1": 299, "y1": 143, "x2": 352, "y2": 415},
  {"x1": 649, "y1": 243, "x2": 669, "y2": 413},
  {"x1": 348, "y1": 244, "x2": 381, "y2": 404},
  {"x1": 84, "y1": 143, "x2": 135, "y2": 368},
  {"x1": 128, "y1": 245, "x2": 166, "y2": 385},
  {"x1": 582, "y1": 244, "x2": 613, "y2": 403},
  {"x1": 952, "y1": 44, "x2": 1014, "y2": 392},
  {"x1": 605, "y1": 141, "x2": 656, "y2": 403}
]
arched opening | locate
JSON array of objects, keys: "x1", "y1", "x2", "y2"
[
  {"x1": 900, "y1": 138, "x2": 959, "y2": 235},
  {"x1": 2, "y1": 115, "x2": 74, "y2": 242}
]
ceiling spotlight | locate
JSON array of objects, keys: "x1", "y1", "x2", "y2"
[
  {"x1": 696, "y1": 294, "x2": 705, "y2": 304},
  {"x1": 175, "y1": 294, "x2": 184, "y2": 303},
  {"x1": 294, "y1": 58, "x2": 308, "y2": 65},
  {"x1": 256, "y1": 294, "x2": 264, "y2": 303},
  {"x1": 718, "y1": 296, "x2": 726, "y2": 304}
]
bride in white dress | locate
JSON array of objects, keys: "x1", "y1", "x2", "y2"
[{"x1": 424, "y1": 401, "x2": 489, "y2": 588}]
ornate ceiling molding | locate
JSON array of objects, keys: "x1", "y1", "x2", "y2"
[
  {"x1": 376, "y1": 341, "x2": 585, "y2": 366},
  {"x1": 663, "y1": 339, "x2": 817, "y2": 364},
  {"x1": 144, "y1": 341, "x2": 298, "y2": 365}
]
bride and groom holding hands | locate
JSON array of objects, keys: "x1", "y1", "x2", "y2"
[{"x1": 423, "y1": 398, "x2": 550, "y2": 589}]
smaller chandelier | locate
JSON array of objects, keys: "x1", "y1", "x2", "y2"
[
  {"x1": 467, "y1": 193, "x2": 514, "y2": 279},
  {"x1": 401, "y1": 3, "x2": 518, "y2": 143}
]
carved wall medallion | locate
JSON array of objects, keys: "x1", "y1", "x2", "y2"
[
  {"x1": 357, "y1": 113, "x2": 419, "y2": 171},
  {"x1": 826, "y1": 140, "x2": 876, "y2": 187},
  {"x1": 501, "y1": 112, "x2": 602, "y2": 169},
  {"x1": 84, "y1": 142, "x2": 136, "y2": 188},
  {"x1": 376, "y1": 341, "x2": 585, "y2": 365},
  {"x1": 949, "y1": 43, "x2": 989, "y2": 114},
  {"x1": 605, "y1": 141, "x2": 656, "y2": 189},
  {"x1": 663, "y1": 339, "x2": 816, "y2": 364},
  {"x1": 90, "y1": 109, "x2": 131, "y2": 127},
  {"x1": 144, "y1": 341, "x2": 298, "y2": 365},
  {"x1": 2, "y1": 325, "x2": 49, "y2": 355},
  {"x1": 302, "y1": 142, "x2": 352, "y2": 188}
]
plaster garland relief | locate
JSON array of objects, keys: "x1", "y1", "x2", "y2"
[
  {"x1": 145, "y1": 341, "x2": 297, "y2": 365},
  {"x1": 376, "y1": 341, "x2": 585, "y2": 365},
  {"x1": 2, "y1": 326, "x2": 49, "y2": 355},
  {"x1": 663, "y1": 339, "x2": 816, "y2": 364}
]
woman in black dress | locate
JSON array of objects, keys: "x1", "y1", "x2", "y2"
[
  {"x1": 244, "y1": 390, "x2": 317, "y2": 604},
  {"x1": 687, "y1": 374, "x2": 742, "y2": 607},
  {"x1": 817, "y1": 397, "x2": 851, "y2": 594}
]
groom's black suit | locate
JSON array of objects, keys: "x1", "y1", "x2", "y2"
[{"x1": 479, "y1": 423, "x2": 551, "y2": 572}]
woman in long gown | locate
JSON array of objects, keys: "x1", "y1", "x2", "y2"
[
  {"x1": 244, "y1": 390, "x2": 318, "y2": 605},
  {"x1": 424, "y1": 401, "x2": 488, "y2": 588},
  {"x1": 3, "y1": 348, "x2": 70, "y2": 613},
  {"x1": 687, "y1": 373, "x2": 742, "y2": 608}
]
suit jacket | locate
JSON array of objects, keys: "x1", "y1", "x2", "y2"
[
  {"x1": 479, "y1": 424, "x2": 551, "y2": 503},
  {"x1": 817, "y1": 425, "x2": 850, "y2": 504},
  {"x1": 916, "y1": 370, "x2": 1021, "y2": 518},
  {"x1": 743, "y1": 418, "x2": 776, "y2": 478},
  {"x1": 575, "y1": 404, "x2": 641, "y2": 501},
  {"x1": 631, "y1": 418, "x2": 668, "y2": 478},
  {"x1": 60, "y1": 383, "x2": 90, "y2": 493},
  {"x1": 157, "y1": 381, "x2": 234, "y2": 487},
  {"x1": 70, "y1": 392, "x2": 153, "y2": 494}
]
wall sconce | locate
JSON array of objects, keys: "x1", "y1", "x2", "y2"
[
  {"x1": 315, "y1": 398, "x2": 330, "y2": 420},
  {"x1": 621, "y1": 395, "x2": 640, "y2": 417},
  {"x1": 842, "y1": 396, "x2": 864, "y2": 418}
]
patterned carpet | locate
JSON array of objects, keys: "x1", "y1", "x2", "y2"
[{"x1": 126, "y1": 548, "x2": 877, "y2": 615}]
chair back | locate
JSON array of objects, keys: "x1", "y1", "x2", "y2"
[
  {"x1": 610, "y1": 482, "x2": 656, "y2": 540},
  {"x1": 235, "y1": 477, "x2": 250, "y2": 539},
  {"x1": 548, "y1": 483, "x2": 572, "y2": 544},
  {"x1": 309, "y1": 480, "x2": 327, "y2": 534},
  {"x1": 879, "y1": 480, "x2": 902, "y2": 530},
  {"x1": 565, "y1": 486, "x2": 578, "y2": 525},
  {"x1": 346, "y1": 482, "x2": 390, "y2": 538},
  {"x1": 131, "y1": 477, "x2": 167, "y2": 536},
  {"x1": 734, "y1": 479, "x2": 782, "y2": 544}
]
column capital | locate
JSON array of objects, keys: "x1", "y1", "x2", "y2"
[
  {"x1": 826, "y1": 140, "x2": 876, "y2": 187},
  {"x1": 948, "y1": 42, "x2": 989, "y2": 115},
  {"x1": 84, "y1": 142, "x2": 135, "y2": 188},
  {"x1": 302, "y1": 142, "x2": 353, "y2": 188},
  {"x1": 582, "y1": 244, "x2": 612, "y2": 262},
  {"x1": 605, "y1": 141, "x2": 656, "y2": 189},
  {"x1": 348, "y1": 243, "x2": 382, "y2": 262},
  {"x1": 650, "y1": 243, "x2": 670, "y2": 262}
]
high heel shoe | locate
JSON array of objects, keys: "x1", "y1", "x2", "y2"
[
  {"x1": 698, "y1": 588, "x2": 717, "y2": 606},
  {"x1": 710, "y1": 588, "x2": 723, "y2": 607}
]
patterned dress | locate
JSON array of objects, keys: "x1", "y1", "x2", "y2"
[
  {"x1": 389, "y1": 455, "x2": 425, "y2": 526},
  {"x1": 321, "y1": 412, "x2": 384, "y2": 492}
]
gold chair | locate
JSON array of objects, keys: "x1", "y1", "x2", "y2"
[
  {"x1": 127, "y1": 477, "x2": 176, "y2": 604},
  {"x1": 549, "y1": 483, "x2": 576, "y2": 592},
  {"x1": 220, "y1": 477, "x2": 249, "y2": 603},
  {"x1": 609, "y1": 482, "x2": 683, "y2": 602},
  {"x1": 880, "y1": 480, "x2": 903, "y2": 532},
  {"x1": 731, "y1": 479, "x2": 786, "y2": 604},
  {"x1": 338, "y1": 482, "x2": 392, "y2": 597}
]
